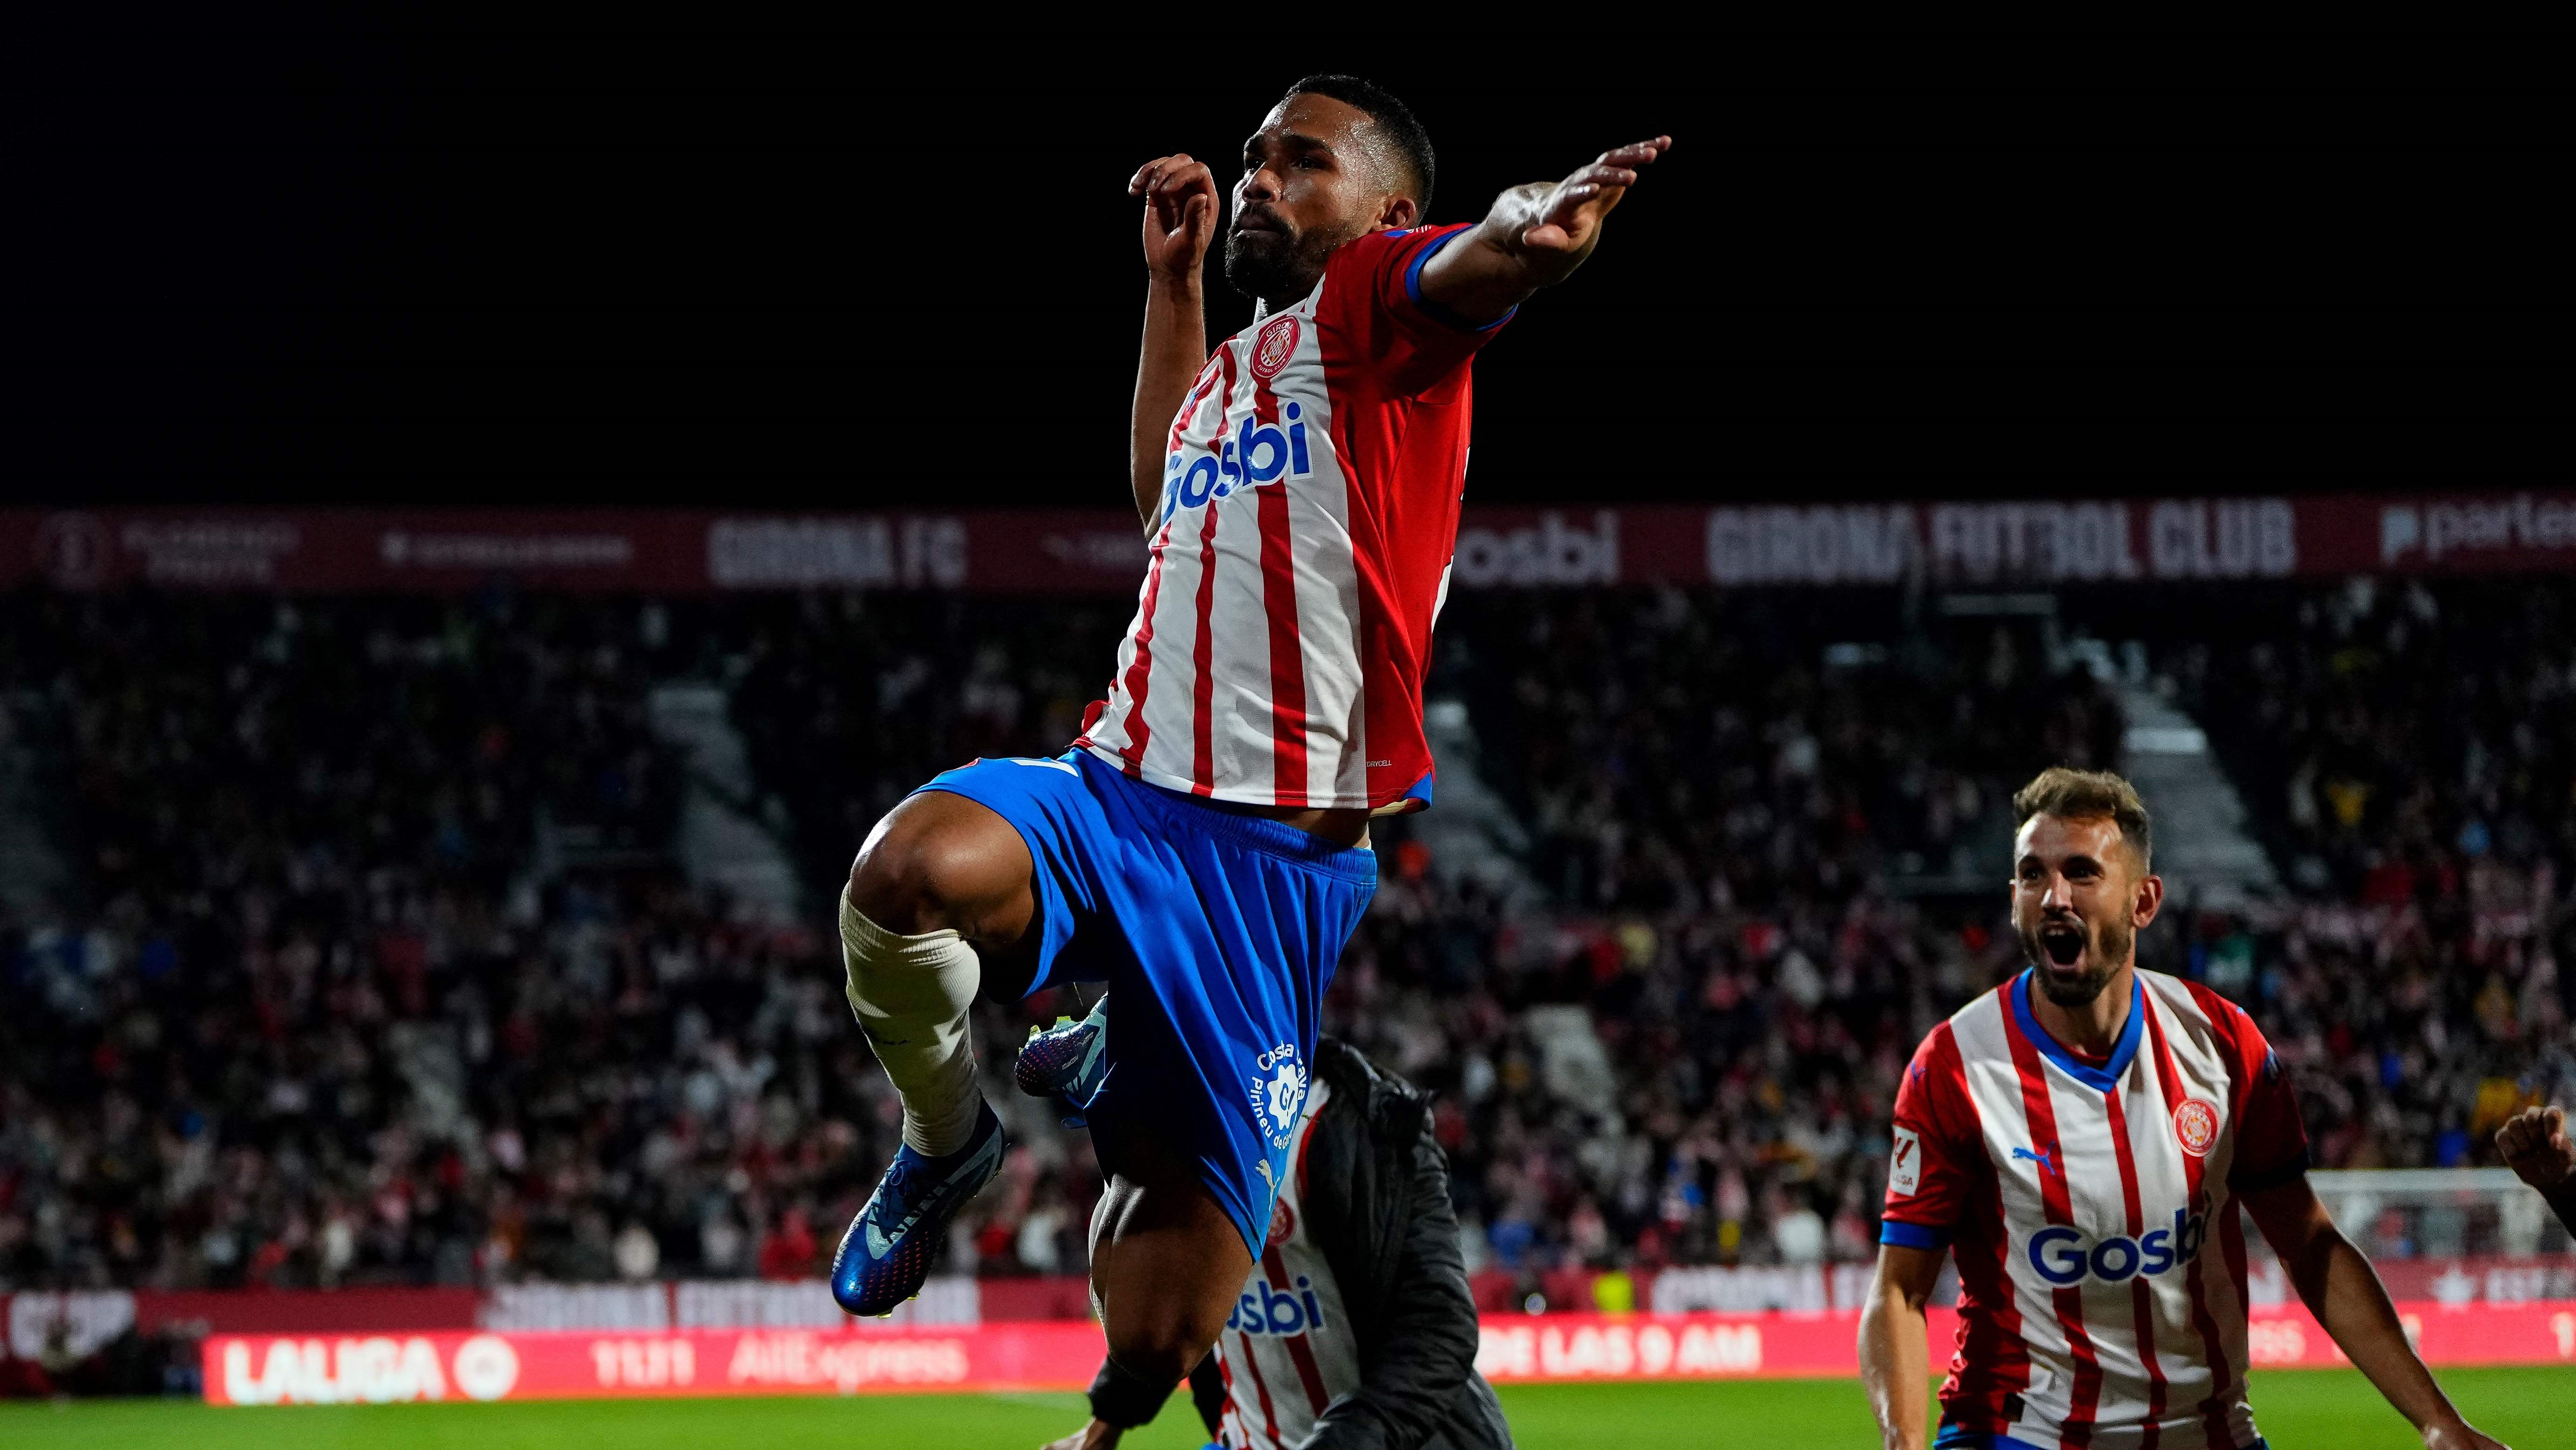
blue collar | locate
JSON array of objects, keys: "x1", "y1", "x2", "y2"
[{"x1": 2011, "y1": 968, "x2": 2143, "y2": 1093}]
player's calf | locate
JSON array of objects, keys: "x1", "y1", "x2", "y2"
[
  {"x1": 1083, "y1": 1142, "x2": 1252, "y2": 1428},
  {"x1": 841, "y1": 791, "x2": 1036, "y2": 1154},
  {"x1": 832, "y1": 791, "x2": 1037, "y2": 1315}
]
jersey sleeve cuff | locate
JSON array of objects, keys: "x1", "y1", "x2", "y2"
[
  {"x1": 1879, "y1": 1218, "x2": 1952, "y2": 1249},
  {"x1": 2227, "y1": 1148, "x2": 2311, "y2": 1194},
  {"x1": 1402, "y1": 228, "x2": 1518, "y2": 333}
]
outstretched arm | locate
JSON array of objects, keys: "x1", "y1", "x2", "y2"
[
  {"x1": 1416, "y1": 135, "x2": 1670, "y2": 326},
  {"x1": 1126, "y1": 154, "x2": 1217, "y2": 537},
  {"x1": 2241, "y1": 1178, "x2": 2510, "y2": 1450}
]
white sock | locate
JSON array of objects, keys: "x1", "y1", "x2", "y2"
[{"x1": 840, "y1": 892, "x2": 984, "y2": 1157}]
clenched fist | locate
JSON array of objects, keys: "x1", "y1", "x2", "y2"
[{"x1": 2495, "y1": 1103, "x2": 2572, "y2": 1193}]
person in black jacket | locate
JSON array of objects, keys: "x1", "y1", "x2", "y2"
[{"x1": 1040, "y1": 1033, "x2": 1511, "y2": 1450}]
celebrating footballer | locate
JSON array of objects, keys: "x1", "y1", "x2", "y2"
[
  {"x1": 826, "y1": 73, "x2": 1665, "y2": 1440},
  {"x1": 1859, "y1": 768, "x2": 2509, "y2": 1450}
]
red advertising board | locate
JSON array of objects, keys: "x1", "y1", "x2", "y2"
[
  {"x1": 200, "y1": 1322, "x2": 1109, "y2": 1405},
  {"x1": 195, "y1": 1301, "x2": 2576, "y2": 1404},
  {"x1": 1470, "y1": 1302, "x2": 2576, "y2": 1386},
  {"x1": 8, "y1": 493, "x2": 2576, "y2": 597}
]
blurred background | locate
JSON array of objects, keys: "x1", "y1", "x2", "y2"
[{"x1": 4, "y1": 15, "x2": 2572, "y2": 1412}]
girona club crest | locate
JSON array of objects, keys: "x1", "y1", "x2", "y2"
[
  {"x1": 1250, "y1": 315, "x2": 1301, "y2": 381},
  {"x1": 1265, "y1": 1196, "x2": 1298, "y2": 1250},
  {"x1": 2173, "y1": 1097, "x2": 2220, "y2": 1157}
]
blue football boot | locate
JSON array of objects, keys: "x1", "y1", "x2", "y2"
[
  {"x1": 830, "y1": 1098, "x2": 1004, "y2": 1317},
  {"x1": 1015, "y1": 993, "x2": 1111, "y2": 1128}
]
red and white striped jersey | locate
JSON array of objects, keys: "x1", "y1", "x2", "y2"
[
  {"x1": 1211, "y1": 1080, "x2": 1361, "y2": 1450},
  {"x1": 1075, "y1": 223, "x2": 1508, "y2": 812},
  {"x1": 1881, "y1": 969, "x2": 2309, "y2": 1450}
]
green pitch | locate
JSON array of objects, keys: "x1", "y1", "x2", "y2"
[{"x1": 2, "y1": 1369, "x2": 2564, "y2": 1448}]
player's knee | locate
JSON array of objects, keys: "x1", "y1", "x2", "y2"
[
  {"x1": 847, "y1": 829, "x2": 953, "y2": 935},
  {"x1": 846, "y1": 801, "x2": 1011, "y2": 936}
]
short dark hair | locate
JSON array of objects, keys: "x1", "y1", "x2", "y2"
[
  {"x1": 1281, "y1": 74, "x2": 1434, "y2": 216},
  {"x1": 2013, "y1": 766, "x2": 2154, "y2": 872}
]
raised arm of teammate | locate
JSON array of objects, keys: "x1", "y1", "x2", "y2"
[
  {"x1": 2239, "y1": 1178, "x2": 2511, "y2": 1450},
  {"x1": 1857, "y1": 1241, "x2": 1944, "y2": 1450},
  {"x1": 1125, "y1": 154, "x2": 1218, "y2": 537},
  {"x1": 2496, "y1": 1103, "x2": 2576, "y2": 1235},
  {"x1": 1414, "y1": 136, "x2": 1671, "y2": 326}
]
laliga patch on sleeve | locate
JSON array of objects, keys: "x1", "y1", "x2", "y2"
[{"x1": 1890, "y1": 1126, "x2": 1922, "y2": 1196}]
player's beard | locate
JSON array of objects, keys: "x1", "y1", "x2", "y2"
[
  {"x1": 2018, "y1": 912, "x2": 2132, "y2": 1007},
  {"x1": 1223, "y1": 217, "x2": 1338, "y2": 307}
]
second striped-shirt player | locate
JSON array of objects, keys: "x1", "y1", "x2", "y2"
[{"x1": 1858, "y1": 767, "x2": 2508, "y2": 1450}]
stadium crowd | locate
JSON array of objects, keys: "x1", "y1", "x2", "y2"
[{"x1": 0, "y1": 580, "x2": 2571, "y2": 1299}]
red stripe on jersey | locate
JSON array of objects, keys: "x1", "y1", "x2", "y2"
[
  {"x1": 1918, "y1": 1023, "x2": 2032, "y2": 1427},
  {"x1": 2143, "y1": 998, "x2": 2241, "y2": 1449},
  {"x1": 2184, "y1": 985, "x2": 2271, "y2": 1273},
  {"x1": 1250, "y1": 381, "x2": 1310, "y2": 806},
  {"x1": 2001, "y1": 994, "x2": 2105, "y2": 1445},
  {"x1": 1109, "y1": 520, "x2": 1173, "y2": 774},
  {"x1": 1188, "y1": 351, "x2": 1241, "y2": 795},
  {"x1": 2182, "y1": 981, "x2": 2252, "y2": 1112},
  {"x1": 1234, "y1": 1330, "x2": 1284, "y2": 1449},
  {"x1": 1111, "y1": 356, "x2": 1230, "y2": 777},
  {"x1": 1260, "y1": 1247, "x2": 1333, "y2": 1414},
  {"x1": 1295, "y1": 1107, "x2": 1321, "y2": 1200},
  {"x1": 1252, "y1": 484, "x2": 1308, "y2": 803},
  {"x1": 1951, "y1": 1149, "x2": 2036, "y2": 1425},
  {"x1": 1212, "y1": 1348, "x2": 1244, "y2": 1449},
  {"x1": 1172, "y1": 356, "x2": 1227, "y2": 452},
  {"x1": 2103, "y1": 1085, "x2": 2169, "y2": 1449},
  {"x1": 1312, "y1": 236, "x2": 1478, "y2": 810}
]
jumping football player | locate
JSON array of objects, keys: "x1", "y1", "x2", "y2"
[
  {"x1": 1859, "y1": 767, "x2": 2507, "y2": 1450},
  {"x1": 827, "y1": 73, "x2": 1666, "y2": 1435}
]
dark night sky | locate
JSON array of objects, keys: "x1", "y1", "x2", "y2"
[{"x1": 12, "y1": 20, "x2": 2570, "y2": 507}]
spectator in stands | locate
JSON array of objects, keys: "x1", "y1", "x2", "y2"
[
  {"x1": 5, "y1": 579, "x2": 2574, "y2": 1311},
  {"x1": 1042, "y1": 1036, "x2": 1509, "y2": 1450},
  {"x1": 757, "y1": 1207, "x2": 816, "y2": 1281}
]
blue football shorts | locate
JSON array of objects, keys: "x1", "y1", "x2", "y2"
[{"x1": 915, "y1": 749, "x2": 1378, "y2": 1259}]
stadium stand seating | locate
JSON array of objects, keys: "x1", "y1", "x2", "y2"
[{"x1": 1, "y1": 582, "x2": 2570, "y2": 1301}]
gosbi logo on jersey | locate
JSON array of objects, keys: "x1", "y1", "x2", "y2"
[
  {"x1": 1226, "y1": 1276, "x2": 1329, "y2": 1338},
  {"x1": 1161, "y1": 402, "x2": 1316, "y2": 522},
  {"x1": 2028, "y1": 1205, "x2": 2210, "y2": 1287},
  {"x1": 2173, "y1": 1096, "x2": 2220, "y2": 1157}
]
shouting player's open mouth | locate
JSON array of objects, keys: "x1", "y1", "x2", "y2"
[{"x1": 2037, "y1": 920, "x2": 2088, "y2": 969}]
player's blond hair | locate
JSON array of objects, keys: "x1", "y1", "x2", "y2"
[{"x1": 2012, "y1": 766, "x2": 2153, "y2": 872}]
